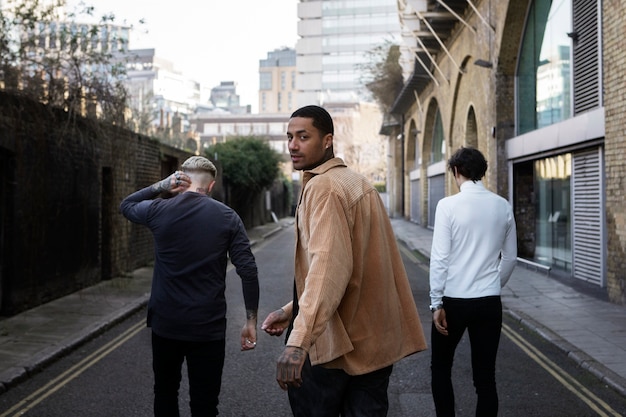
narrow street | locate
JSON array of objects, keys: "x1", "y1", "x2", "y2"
[{"x1": 0, "y1": 227, "x2": 624, "y2": 416}]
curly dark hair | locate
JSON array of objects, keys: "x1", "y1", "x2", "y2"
[{"x1": 447, "y1": 147, "x2": 487, "y2": 182}]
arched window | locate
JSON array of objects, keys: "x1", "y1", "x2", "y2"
[
  {"x1": 516, "y1": 0, "x2": 572, "y2": 134},
  {"x1": 431, "y1": 109, "x2": 445, "y2": 163},
  {"x1": 466, "y1": 107, "x2": 478, "y2": 148}
]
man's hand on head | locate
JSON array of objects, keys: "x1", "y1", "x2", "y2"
[{"x1": 152, "y1": 171, "x2": 191, "y2": 194}]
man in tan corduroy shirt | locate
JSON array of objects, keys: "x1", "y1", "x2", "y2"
[{"x1": 262, "y1": 105, "x2": 427, "y2": 417}]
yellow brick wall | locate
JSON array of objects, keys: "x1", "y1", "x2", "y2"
[{"x1": 602, "y1": 0, "x2": 626, "y2": 304}]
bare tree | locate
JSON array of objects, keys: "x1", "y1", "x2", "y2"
[
  {"x1": 0, "y1": 0, "x2": 138, "y2": 125},
  {"x1": 358, "y1": 40, "x2": 404, "y2": 115}
]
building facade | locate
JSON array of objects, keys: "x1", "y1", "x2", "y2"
[
  {"x1": 124, "y1": 48, "x2": 202, "y2": 136},
  {"x1": 190, "y1": 113, "x2": 290, "y2": 161},
  {"x1": 385, "y1": 0, "x2": 624, "y2": 304},
  {"x1": 294, "y1": 0, "x2": 401, "y2": 183},
  {"x1": 296, "y1": 0, "x2": 402, "y2": 106},
  {"x1": 259, "y1": 47, "x2": 298, "y2": 114}
]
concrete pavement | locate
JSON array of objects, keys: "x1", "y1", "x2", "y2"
[{"x1": 1, "y1": 216, "x2": 625, "y2": 400}]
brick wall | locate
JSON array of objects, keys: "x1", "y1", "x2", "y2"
[
  {"x1": 602, "y1": 0, "x2": 626, "y2": 304},
  {"x1": 0, "y1": 92, "x2": 194, "y2": 315}
]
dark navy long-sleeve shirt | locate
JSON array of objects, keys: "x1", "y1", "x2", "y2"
[{"x1": 120, "y1": 187, "x2": 259, "y2": 342}]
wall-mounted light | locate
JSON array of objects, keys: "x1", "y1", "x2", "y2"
[{"x1": 474, "y1": 59, "x2": 493, "y2": 68}]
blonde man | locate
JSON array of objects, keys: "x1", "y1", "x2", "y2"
[{"x1": 121, "y1": 156, "x2": 259, "y2": 417}]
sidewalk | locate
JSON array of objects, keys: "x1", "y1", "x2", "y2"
[
  {"x1": 0, "y1": 218, "x2": 293, "y2": 394},
  {"x1": 1, "y1": 217, "x2": 625, "y2": 399},
  {"x1": 391, "y1": 217, "x2": 626, "y2": 398}
]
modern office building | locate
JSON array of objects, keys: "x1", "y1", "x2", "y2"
[
  {"x1": 294, "y1": 0, "x2": 401, "y2": 183},
  {"x1": 296, "y1": 0, "x2": 402, "y2": 106},
  {"x1": 259, "y1": 47, "x2": 297, "y2": 114},
  {"x1": 124, "y1": 48, "x2": 201, "y2": 137},
  {"x1": 384, "y1": 0, "x2": 625, "y2": 304},
  {"x1": 208, "y1": 81, "x2": 250, "y2": 114}
]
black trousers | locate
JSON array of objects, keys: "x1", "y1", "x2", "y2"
[
  {"x1": 288, "y1": 357, "x2": 393, "y2": 417},
  {"x1": 430, "y1": 296, "x2": 502, "y2": 417},
  {"x1": 151, "y1": 332, "x2": 225, "y2": 417}
]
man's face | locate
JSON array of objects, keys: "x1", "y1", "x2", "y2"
[{"x1": 287, "y1": 116, "x2": 333, "y2": 171}]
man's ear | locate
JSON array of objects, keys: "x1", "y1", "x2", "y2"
[
  {"x1": 324, "y1": 133, "x2": 333, "y2": 149},
  {"x1": 208, "y1": 180, "x2": 216, "y2": 193}
]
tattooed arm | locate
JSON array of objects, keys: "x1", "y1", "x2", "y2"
[
  {"x1": 241, "y1": 309, "x2": 258, "y2": 351},
  {"x1": 276, "y1": 346, "x2": 307, "y2": 391},
  {"x1": 151, "y1": 170, "x2": 190, "y2": 194}
]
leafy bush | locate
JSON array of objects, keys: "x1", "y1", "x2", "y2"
[
  {"x1": 206, "y1": 136, "x2": 281, "y2": 193},
  {"x1": 374, "y1": 182, "x2": 386, "y2": 193}
]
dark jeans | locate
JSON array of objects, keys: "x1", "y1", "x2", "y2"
[
  {"x1": 430, "y1": 296, "x2": 502, "y2": 417},
  {"x1": 152, "y1": 332, "x2": 225, "y2": 417},
  {"x1": 288, "y1": 357, "x2": 393, "y2": 417}
]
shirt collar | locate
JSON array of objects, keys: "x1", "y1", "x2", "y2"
[
  {"x1": 302, "y1": 157, "x2": 346, "y2": 185},
  {"x1": 459, "y1": 180, "x2": 485, "y2": 191}
]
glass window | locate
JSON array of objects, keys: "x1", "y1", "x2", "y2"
[
  {"x1": 517, "y1": 0, "x2": 572, "y2": 134},
  {"x1": 534, "y1": 154, "x2": 571, "y2": 271},
  {"x1": 260, "y1": 72, "x2": 272, "y2": 90},
  {"x1": 253, "y1": 123, "x2": 267, "y2": 135},
  {"x1": 513, "y1": 154, "x2": 572, "y2": 272},
  {"x1": 269, "y1": 122, "x2": 284, "y2": 134},
  {"x1": 220, "y1": 124, "x2": 234, "y2": 135},
  {"x1": 431, "y1": 109, "x2": 445, "y2": 163}
]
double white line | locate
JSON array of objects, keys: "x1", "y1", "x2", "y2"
[
  {"x1": 502, "y1": 322, "x2": 622, "y2": 417},
  {"x1": 0, "y1": 320, "x2": 146, "y2": 417}
]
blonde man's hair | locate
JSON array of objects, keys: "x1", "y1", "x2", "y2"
[{"x1": 181, "y1": 156, "x2": 217, "y2": 185}]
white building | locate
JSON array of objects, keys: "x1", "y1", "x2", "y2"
[
  {"x1": 296, "y1": 0, "x2": 402, "y2": 106},
  {"x1": 124, "y1": 49, "x2": 201, "y2": 135}
]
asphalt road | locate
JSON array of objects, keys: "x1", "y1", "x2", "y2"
[{"x1": 1, "y1": 227, "x2": 625, "y2": 416}]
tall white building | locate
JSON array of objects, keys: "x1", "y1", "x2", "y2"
[
  {"x1": 296, "y1": 0, "x2": 402, "y2": 106},
  {"x1": 124, "y1": 49, "x2": 200, "y2": 135}
]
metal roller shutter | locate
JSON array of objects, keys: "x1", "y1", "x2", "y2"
[
  {"x1": 572, "y1": 148, "x2": 604, "y2": 285},
  {"x1": 410, "y1": 178, "x2": 421, "y2": 225},
  {"x1": 428, "y1": 174, "x2": 445, "y2": 228}
]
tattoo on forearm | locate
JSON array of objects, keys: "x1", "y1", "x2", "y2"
[
  {"x1": 246, "y1": 310, "x2": 257, "y2": 321},
  {"x1": 151, "y1": 178, "x2": 169, "y2": 193}
]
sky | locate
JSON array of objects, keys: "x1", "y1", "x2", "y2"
[{"x1": 70, "y1": 0, "x2": 299, "y2": 112}]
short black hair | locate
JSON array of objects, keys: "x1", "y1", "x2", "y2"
[
  {"x1": 448, "y1": 147, "x2": 487, "y2": 182},
  {"x1": 291, "y1": 105, "x2": 334, "y2": 137}
]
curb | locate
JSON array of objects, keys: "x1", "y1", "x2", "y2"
[
  {"x1": 505, "y1": 309, "x2": 626, "y2": 398},
  {"x1": 0, "y1": 296, "x2": 149, "y2": 394},
  {"x1": 0, "y1": 222, "x2": 293, "y2": 394}
]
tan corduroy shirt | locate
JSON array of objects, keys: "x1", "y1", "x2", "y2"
[{"x1": 283, "y1": 158, "x2": 427, "y2": 375}]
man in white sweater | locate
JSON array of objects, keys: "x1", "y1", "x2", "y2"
[{"x1": 429, "y1": 146, "x2": 517, "y2": 417}]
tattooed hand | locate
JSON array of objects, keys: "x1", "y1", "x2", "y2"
[
  {"x1": 151, "y1": 171, "x2": 190, "y2": 194},
  {"x1": 241, "y1": 309, "x2": 258, "y2": 351},
  {"x1": 276, "y1": 346, "x2": 306, "y2": 390}
]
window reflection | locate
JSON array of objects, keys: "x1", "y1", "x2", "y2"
[
  {"x1": 533, "y1": 154, "x2": 572, "y2": 271},
  {"x1": 517, "y1": 0, "x2": 572, "y2": 134}
]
